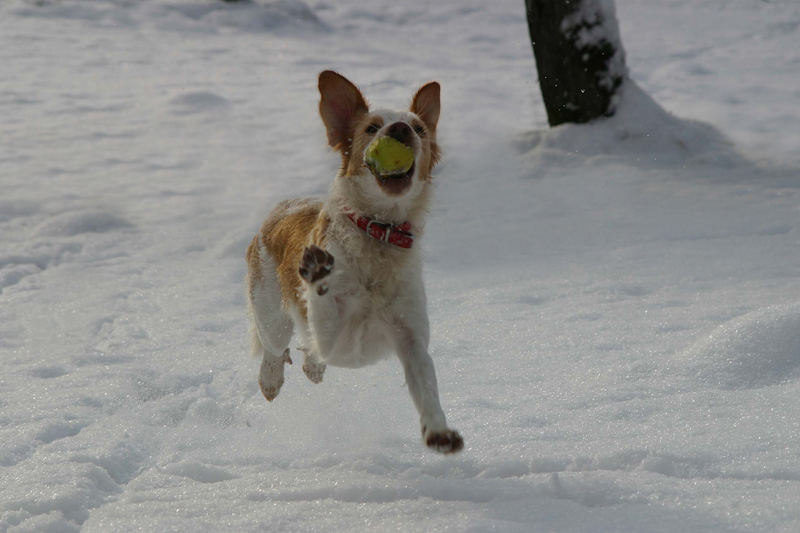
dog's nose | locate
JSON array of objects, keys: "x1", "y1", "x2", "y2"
[{"x1": 386, "y1": 122, "x2": 413, "y2": 146}]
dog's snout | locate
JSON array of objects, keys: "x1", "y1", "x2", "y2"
[{"x1": 386, "y1": 122, "x2": 413, "y2": 146}]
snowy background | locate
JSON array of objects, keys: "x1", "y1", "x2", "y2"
[{"x1": 2, "y1": 0, "x2": 800, "y2": 531}]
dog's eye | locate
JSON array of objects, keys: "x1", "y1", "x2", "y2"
[
  {"x1": 365, "y1": 123, "x2": 381, "y2": 134},
  {"x1": 413, "y1": 124, "x2": 426, "y2": 137}
]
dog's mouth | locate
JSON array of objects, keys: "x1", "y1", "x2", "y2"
[
  {"x1": 370, "y1": 161, "x2": 415, "y2": 196},
  {"x1": 364, "y1": 131, "x2": 417, "y2": 196}
]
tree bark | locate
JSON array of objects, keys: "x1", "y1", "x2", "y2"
[{"x1": 525, "y1": 0, "x2": 627, "y2": 126}]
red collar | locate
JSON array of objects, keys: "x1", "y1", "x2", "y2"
[{"x1": 344, "y1": 210, "x2": 415, "y2": 249}]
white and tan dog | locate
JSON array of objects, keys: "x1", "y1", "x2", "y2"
[{"x1": 246, "y1": 70, "x2": 462, "y2": 453}]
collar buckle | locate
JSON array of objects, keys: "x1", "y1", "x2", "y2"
[{"x1": 366, "y1": 219, "x2": 391, "y2": 242}]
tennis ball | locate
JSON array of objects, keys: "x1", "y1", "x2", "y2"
[{"x1": 364, "y1": 136, "x2": 414, "y2": 176}]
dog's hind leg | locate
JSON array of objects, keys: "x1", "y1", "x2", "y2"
[{"x1": 247, "y1": 240, "x2": 294, "y2": 402}]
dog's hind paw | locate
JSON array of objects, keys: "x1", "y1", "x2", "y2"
[
  {"x1": 422, "y1": 427, "x2": 464, "y2": 454},
  {"x1": 302, "y1": 359, "x2": 326, "y2": 384},
  {"x1": 299, "y1": 245, "x2": 334, "y2": 295},
  {"x1": 258, "y1": 349, "x2": 292, "y2": 402}
]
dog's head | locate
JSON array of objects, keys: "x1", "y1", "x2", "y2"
[{"x1": 318, "y1": 70, "x2": 440, "y2": 216}]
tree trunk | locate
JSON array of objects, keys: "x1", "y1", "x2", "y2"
[{"x1": 525, "y1": 0, "x2": 627, "y2": 126}]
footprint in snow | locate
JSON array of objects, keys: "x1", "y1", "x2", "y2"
[
  {"x1": 162, "y1": 461, "x2": 237, "y2": 484},
  {"x1": 35, "y1": 421, "x2": 86, "y2": 444},
  {"x1": 34, "y1": 210, "x2": 132, "y2": 237},
  {"x1": 30, "y1": 366, "x2": 69, "y2": 379},
  {"x1": 168, "y1": 91, "x2": 231, "y2": 115}
]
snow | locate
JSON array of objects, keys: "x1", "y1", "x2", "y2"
[
  {"x1": 1, "y1": 0, "x2": 800, "y2": 531},
  {"x1": 560, "y1": 0, "x2": 628, "y2": 92}
]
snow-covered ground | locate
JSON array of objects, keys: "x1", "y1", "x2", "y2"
[{"x1": 2, "y1": 0, "x2": 800, "y2": 531}]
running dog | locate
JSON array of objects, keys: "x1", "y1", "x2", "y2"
[{"x1": 246, "y1": 71, "x2": 462, "y2": 453}]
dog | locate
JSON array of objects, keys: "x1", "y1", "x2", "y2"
[{"x1": 245, "y1": 70, "x2": 463, "y2": 454}]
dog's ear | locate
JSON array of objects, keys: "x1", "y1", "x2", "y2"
[
  {"x1": 410, "y1": 81, "x2": 440, "y2": 132},
  {"x1": 318, "y1": 70, "x2": 368, "y2": 152}
]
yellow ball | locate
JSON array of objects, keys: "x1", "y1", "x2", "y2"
[{"x1": 365, "y1": 136, "x2": 414, "y2": 176}]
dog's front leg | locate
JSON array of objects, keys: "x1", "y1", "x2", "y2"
[
  {"x1": 299, "y1": 245, "x2": 351, "y2": 359},
  {"x1": 390, "y1": 319, "x2": 463, "y2": 454}
]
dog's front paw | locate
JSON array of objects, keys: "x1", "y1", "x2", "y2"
[
  {"x1": 299, "y1": 245, "x2": 334, "y2": 295},
  {"x1": 422, "y1": 426, "x2": 464, "y2": 454}
]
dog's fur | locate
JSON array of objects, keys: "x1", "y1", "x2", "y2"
[{"x1": 246, "y1": 71, "x2": 462, "y2": 453}]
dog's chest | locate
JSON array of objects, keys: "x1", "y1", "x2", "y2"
[{"x1": 349, "y1": 243, "x2": 408, "y2": 303}]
